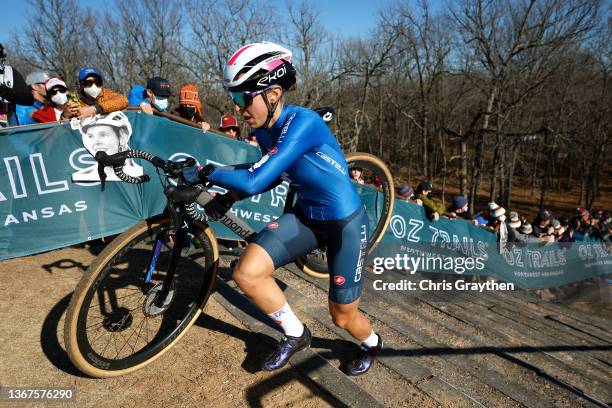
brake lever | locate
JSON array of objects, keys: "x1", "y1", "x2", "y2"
[{"x1": 95, "y1": 151, "x2": 129, "y2": 191}]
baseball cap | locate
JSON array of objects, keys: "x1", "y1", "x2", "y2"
[
  {"x1": 219, "y1": 114, "x2": 238, "y2": 129},
  {"x1": 45, "y1": 77, "x2": 67, "y2": 91},
  {"x1": 78, "y1": 67, "x2": 103, "y2": 82},
  {"x1": 146, "y1": 76, "x2": 172, "y2": 97},
  {"x1": 416, "y1": 181, "x2": 433, "y2": 192}
]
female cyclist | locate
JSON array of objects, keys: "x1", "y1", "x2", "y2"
[{"x1": 183, "y1": 42, "x2": 382, "y2": 376}]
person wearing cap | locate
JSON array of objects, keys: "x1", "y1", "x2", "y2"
[
  {"x1": 219, "y1": 114, "x2": 241, "y2": 139},
  {"x1": 446, "y1": 195, "x2": 469, "y2": 219},
  {"x1": 396, "y1": 184, "x2": 423, "y2": 205},
  {"x1": 172, "y1": 85, "x2": 210, "y2": 131},
  {"x1": 76, "y1": 67, "x2": 127, "y2": 118},
  {"x1": 141, "y1": 76, "x2": 171, "y2": 115},
  {"x1": 415, "y1": 181, "x2": 444, "y2": 221},
  {"x1": 8, "y1": 71, "x2": 50, "y2": 126},
  {"x1": 31, "y1": 78, "x2": 80, "y2": 123}
]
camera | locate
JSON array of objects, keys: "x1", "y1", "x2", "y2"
[{"x1": 0, "y1": 43, "x2": 15, "y2": 104}]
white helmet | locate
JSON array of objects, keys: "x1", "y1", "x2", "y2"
[
  {"x1": 223, "y1": 42, "x2": 296, "y2": 92},
  {"x1": 71, "y1": 111, "x2": 132, "y2": 136}
]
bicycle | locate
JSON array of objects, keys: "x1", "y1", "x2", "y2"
[{"x1": 64, "y1": 148, "x2": 393, "y2": 377}]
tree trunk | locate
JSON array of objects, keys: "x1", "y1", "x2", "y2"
[
  {"x1": 460, "y1": 137, "x2": 467, "y2": 196},
  {"x1": 469, "y1": 87, "x2": 497, "y2": 214}
]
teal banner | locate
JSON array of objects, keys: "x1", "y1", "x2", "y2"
[
  {"x1": 372, "y1": 199, "x2": 611, "y2": 288},
  {"x1": 1, "y1": 112, "x2": 610, "y2": 288}
]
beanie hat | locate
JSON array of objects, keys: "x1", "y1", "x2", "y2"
[
  {"x1": 576, "y1": 208, "x2": 590, "y2": 219},
  {"x1": 493, "y1": 206, "x2": 506, "y2": 218},
  {"x1": 519, "y1": 223, "x2": 533, "y2": 234},
  {"x1": 397, "y1": 184, "x2": 414, "y2": 198},
  {"x1": 488, "y1": 202, "x2": 500, "y2": 212},
  {"x1": 451, "y1": 195, "x2": 468, "y2": 211},
  {"x1": 179, "y1": 85, "x2": 201, "y2": 107},
  {"x1": 552, "y1": 219, "x2": 561, "y2": 230},
  {"x1": 508, "y1": 213, "x2": 521, "y2": 229}
]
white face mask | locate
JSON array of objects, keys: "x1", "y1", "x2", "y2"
[
  {"x1": 153, "y1": 95, "x2": 168, "y2": 111},
  {"x1": 51, "y1": 91, "x2": 68, "y2": 106},
  {"x1": 84, "y1": 84, "x2": 101, "y2": 99}
]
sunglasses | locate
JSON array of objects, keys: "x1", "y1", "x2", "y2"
[
  {"x1": 48, "y1": 88, "x2": 67, "y2": 96},
  {"x1": 228, "y1": 86, "x2": 276, "y2": 109},
  {"x1": 82, "y1": 78, "x2": 102, "y2": 87}
]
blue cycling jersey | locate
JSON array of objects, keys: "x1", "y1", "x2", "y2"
[{"x1": 207, "y1": 104, "x2": 362, "y2": 220}]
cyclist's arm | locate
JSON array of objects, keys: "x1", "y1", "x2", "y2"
[{"x1": 208, "y1": 114, "x2": 315, "y2": 196}]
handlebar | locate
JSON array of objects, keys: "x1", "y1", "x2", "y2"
[{"x1": 94, "y1": 149, "x2": 211, "y2": 222}]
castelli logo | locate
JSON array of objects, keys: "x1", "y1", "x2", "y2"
[
  {"x1": 268, "y1": 222, "x2": 279, "y2": 229},
  {"x1": 268, "y1": 147, "x2": 278, "y2": 155},
  {"x1": 334, "y1": 276, "x2": 345, "y2": 285}
]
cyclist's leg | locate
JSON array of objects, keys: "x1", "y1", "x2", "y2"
[
  {"x1": 233, "y1": 212, "x2": 319, "y2": 314},
  {"x1": 325, "y1": 205, "x2": 372, "y2": 340}
]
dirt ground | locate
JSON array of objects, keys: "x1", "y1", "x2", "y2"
[{"x1": 0, "y1": 246, "x2": 337, "y2": 408}]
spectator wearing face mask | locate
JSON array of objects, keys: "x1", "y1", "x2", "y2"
[
  {"x1": 31, "y1": 77, "x2": 80, "y2": 123},
  {"x1": 77, "y1": 67, "x2": 128, "y2": 117},
  {"x1": 141, "y1": 76, "x2": 171, "y2": 115},
  {"x1": 8, "y1": 71, "x2": 50, "y2": 126},
  {"x1": 172, "y1": 85, "x2": 210, "y2": 131}
]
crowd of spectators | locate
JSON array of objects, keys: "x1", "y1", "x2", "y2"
[
  {"x1": 390, "y1": 180, "x2": 612, "y2": 244},
  {"x1": 1, "y1": 65, "x2": 257, "y2": 147}
]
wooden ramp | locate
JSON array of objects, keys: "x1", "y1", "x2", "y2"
[{"x1": 214, "y1": 249, "x2": 612, "y2": 407}]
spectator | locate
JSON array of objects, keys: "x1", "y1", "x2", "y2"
[
  {"x1": 247, "y1": 132, "x2": 259, "y2": 146},
  {"x1": 141, "y1": 76, "x2": 171, "y2": 115},
  {"x1": 173, "y1": 85, "x2": 210, "y2": 131},
  {"x1": 397, "y1": 184, "x2": 412, "y2": 200},
  {"x1": 127, "y1": 84, "x2": 146, "y2": 107},
  {"x1": 31, "y1": 78, "x2": 79, "y2": 123},
  {"x1": 508, "y1": 211, "x2": 522, "y2": 230},
  {"x1": 446, "y1": 195, "x2": 469, "y2": 219},
  {"x1": 347, "y1": 166, "x2": 364, "y2": 184},
  {"x1": 77, "y1": 67, "x2": 127, "y2": 117},
  {"x1": 9, "y1": 71, "x2": 50, "y2": 126},
  {"x1": 219, "y1": 114, "x2": 241, "y2": 139},
  {"x1": 532, "y1": 210, "x2": 552, "y2": 236},
  {"x1": 415, "y1": 182, "x2": 444, "y2": 221}
]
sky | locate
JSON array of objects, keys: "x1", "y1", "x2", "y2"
[{"x1": 0, "y1": 0, "x2": 401, "y2": 45}]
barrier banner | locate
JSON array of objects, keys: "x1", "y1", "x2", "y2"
[
  {"x1": 1, "y1": 111, "x2": 610, "y2": 288},
  {"x1": 0, "y1": 111, "x2": 282, "y2": 260},
  {"x1": 372, "y1": 199, "x2": 612, "y2": 288}
]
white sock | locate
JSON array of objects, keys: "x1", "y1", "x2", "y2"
[
  {"x1": 361, "y1": 330, "x2": 379, "y2": 348},
  {"x1": 267, "y1": 302, "x2": 304, "y2": 337}
]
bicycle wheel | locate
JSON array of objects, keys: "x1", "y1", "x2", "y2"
[
  {"x1": 296, "y1": 152, "x2": 395, "y2": 279},
  {"x1": 64, "y1": 218, "x2": 218, "y2": 378}
]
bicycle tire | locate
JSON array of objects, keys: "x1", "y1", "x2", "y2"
[
  {"x1": 295, "y1": 152, "x2": 395, "y2": 279},
  {"x1": 64, "y1": 218, "x2": 218, "y2": 378}
]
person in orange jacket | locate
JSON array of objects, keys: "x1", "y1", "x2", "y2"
[{"x1": 76, "y1": 67, "x2": 127, "y2": 117}]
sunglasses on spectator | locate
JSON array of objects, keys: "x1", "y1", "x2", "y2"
[
  {"x1": 48, "y1": 87, "x2": 67, "y2": 96},
  {"x1": 228, "y1": 86, "x2": 275, "y2": 109},
  {"x1": 82, "y1": 78, "x2": 102, "y2": 87}
]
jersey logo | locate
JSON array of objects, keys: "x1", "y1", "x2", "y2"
[
  {"x1": 268, "y1": 222, "x2": 279, "y2": 229},
  {"x1": 268, "y1": 147, "x2": 278, "y2": 155},
  {"x1": 334, "y1": 276, "x2": 345, "y2": 285},
  {"x1": 248, "y1": 154, "x2": 270, "y2": 172}
]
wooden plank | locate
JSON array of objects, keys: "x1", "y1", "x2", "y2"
[
  {"x1": 289, "y1": 266, "x2": 552, "y2": 408},
  {"x1": 212, "y1": 279, "x2": 384, "y2": 408}
]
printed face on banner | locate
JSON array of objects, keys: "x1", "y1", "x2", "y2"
[{"x1": 70, "y1": 112, "x2": 143, "y2": 182}]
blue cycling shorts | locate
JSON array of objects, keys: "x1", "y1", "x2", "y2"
[{"x1": 251, "y1": 205, "x2": 369, "y2": 304}]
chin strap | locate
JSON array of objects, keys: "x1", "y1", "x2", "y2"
[{"x1": 261, "y1": 91, "x2": 280, "y2": 129}]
